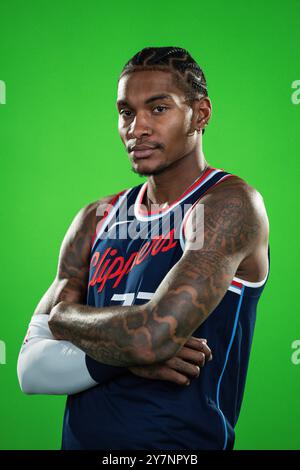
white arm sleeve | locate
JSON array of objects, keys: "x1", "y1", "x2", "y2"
[{"x1": 17, "y1": 314, "x2": 98, "y2": 395}]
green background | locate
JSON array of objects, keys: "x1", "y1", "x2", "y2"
[{"x1": 0, "y1": 0, "x2": 299, "y2": 450}]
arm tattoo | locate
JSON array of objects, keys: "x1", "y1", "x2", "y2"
[
  {"x1": 49, "y1": 301, "x2": 161, "y2": 367},
  {"x1": 33, "y1": 196, "x2": 115, "y2": 316},
  {"x1": 49, "y1": 183, "x2": 262, "y2": 366},
  {"x1": 145, "y1": 185, "x2": 261, "y2": 358},
  {"x1": 56, "y1": 203, "x2": 99, "y2": 302}
]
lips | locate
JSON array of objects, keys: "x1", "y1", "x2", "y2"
[
  {"x1": 132, "y1": 147, "x2": 158, "y2": 158},
  {"x1": 131, "y1": 145, "x2": 159, "y2": 159}
]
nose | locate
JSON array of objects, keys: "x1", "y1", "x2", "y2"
[{"x1": 127, "y1": 113, "x2": 152, "y2": 140}]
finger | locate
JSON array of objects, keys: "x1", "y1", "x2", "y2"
[
  {"x1": 184, "y1": 337, "x2": 207, "y2": 350},
  {"x1": 151, "y1": 365, "x2": 192, "y2": 386},
  {"x1": 176, "y1": 347, "x2": 206, "y2": 367},
  {"x1": 165, "y1": 357, "x2": 201, "y2": 378},
  {"x1": 198, "y1": 341, "x2": 213, "y2": 362},
  {"x1": 184, "y1": 337, "x2": 213, "y2": 362}
]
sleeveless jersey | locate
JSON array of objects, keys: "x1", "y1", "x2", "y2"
[{"x1": 61, "y1": 167, "x2": 270, "y2": 450}]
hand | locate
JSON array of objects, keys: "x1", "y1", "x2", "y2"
[{"x1": 128, "y1": 337, "x2": 212, "y2": 386}]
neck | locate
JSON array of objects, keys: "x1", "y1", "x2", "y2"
[{"x1": 146, "y1": 150, "x2": 210, "y2": 206}]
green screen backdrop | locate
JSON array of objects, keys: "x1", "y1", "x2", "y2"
[{"x1": 0, "y1": 0, "x2": 299, "y2": 450}]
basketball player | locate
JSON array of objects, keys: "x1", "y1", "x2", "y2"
[{"x1": 17, "y1": 47, "x2": 269, "y2": 450}]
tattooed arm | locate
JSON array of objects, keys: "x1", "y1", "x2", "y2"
[
  {"x1": 32, "y1": 196, "x2": 113, "y2": 313},
  {"x1": 17, "y1": 195, "x2": 130, "y2": 394},
  {"x1": 18, "y1": 192, "x2": 210, "y2": 393},
  {"x1": 49, "y1": 179, "x2": 269, "y2": 367}
]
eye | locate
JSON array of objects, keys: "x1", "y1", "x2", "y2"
[
  {"x1": 119, "y1": 109, "x2": 132, "y2": 118},
  {"x1": 153, "y1": 105, "x2": 168, "y2": 114},
  {"x1": 119, "y1": 105, "x2": 168, "y2": 118}
]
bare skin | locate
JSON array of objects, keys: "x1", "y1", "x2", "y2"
[
  {"x1": 116, "y1": 69, "x2": 269, "y2": 282},
  {"x1": 48, "y1": 177, "x2": 268, "y2": 367},
  {"x1": 42, "y1": 69, "x2": 268, "y2": 379},
  {"x1": 34, "y1": 195, "x2": 212, "y2": 386}
]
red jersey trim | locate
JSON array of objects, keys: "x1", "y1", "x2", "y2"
[{"x1": 137, "y1": 167, "x2": 216, "y2": 217}]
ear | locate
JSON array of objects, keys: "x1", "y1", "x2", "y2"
[{"x1": 193, "y1": 96, "x2": 212, "y2": 131}]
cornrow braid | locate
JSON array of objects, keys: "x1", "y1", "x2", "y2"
[{"x1": 118, "y1": 46, "x2": 208, "y2": 134}]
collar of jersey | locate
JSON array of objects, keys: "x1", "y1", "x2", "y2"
[{"x1": 134, "y1": 167, "x2": 221, "y2": 221}]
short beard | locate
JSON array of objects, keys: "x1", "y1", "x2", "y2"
[{"x1": 130, "y1": 162, "x2": 170, "y2": 177}]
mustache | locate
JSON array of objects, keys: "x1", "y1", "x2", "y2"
[{"x1": 127, "y1": 142, "x2": 163, "y2": 152}]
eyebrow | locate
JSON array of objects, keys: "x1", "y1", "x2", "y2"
[{"x1": 116, "y1": 94, "x2": 173, "y2": 107}]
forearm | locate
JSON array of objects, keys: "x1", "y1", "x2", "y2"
[
  {"x1": 17, "y1": 314, "x2": 99, "y2": 395},
  {"x1": 18, "y1": 314, "x2": 127, "y2": 395},
  {"x1": 48, "y1": 300, "x2": 170, "y2": 367}
]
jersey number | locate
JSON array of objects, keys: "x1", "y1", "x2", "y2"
[{"x1": 111, "y1": 292, "x2": 154, "y2": 306}]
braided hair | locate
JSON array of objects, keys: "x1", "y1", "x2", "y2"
[{"x1": 118, "y1": 46, "x2": 208, "y2": 134}]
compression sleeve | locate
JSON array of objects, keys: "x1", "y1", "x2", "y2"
[{"x1": 17, "y1": 314, "x2": 126, "y2": 395}]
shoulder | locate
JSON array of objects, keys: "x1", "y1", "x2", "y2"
[
  {"x1": 61, "y1": 189, "x2": 129, "y2": 249},
  {"x1": 210, "y1": 173, "x2": 261, "y2": 197},
  {"x1": 76, "y1": 189, "x2": 129, "y2": 230},
  {"x1": 203, "y1": 174, "x2": 268, "y2": 222},
  {"x1": 185, "y1": 173, "x2": 269, "y2": 254}
]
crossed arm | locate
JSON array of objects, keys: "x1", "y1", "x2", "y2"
[
  {"x1": 17, "y1": 196, "x2": 128, "y2": 394},
  {"x1": 48, "y1": 180, "x2": 267, "y2": 367},
  {"x1": 17, "y1": 194, "x2": 213, "y2": 394}
]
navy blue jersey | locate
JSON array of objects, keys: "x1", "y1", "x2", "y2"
[{"x1": 61, "y1": 167, "x2": 270, "y2": 450}]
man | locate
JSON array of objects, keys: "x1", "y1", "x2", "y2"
[{"x1": 17, "y1": 47, "x2": 269, "y2": 450}]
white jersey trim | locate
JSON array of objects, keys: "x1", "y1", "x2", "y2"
[
  {"x1": 233, "y1": 256, "x2": 269, "y2": 288},
  {"x1": 134, "y1": 169, "x2": 221, "y2": 222}
]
